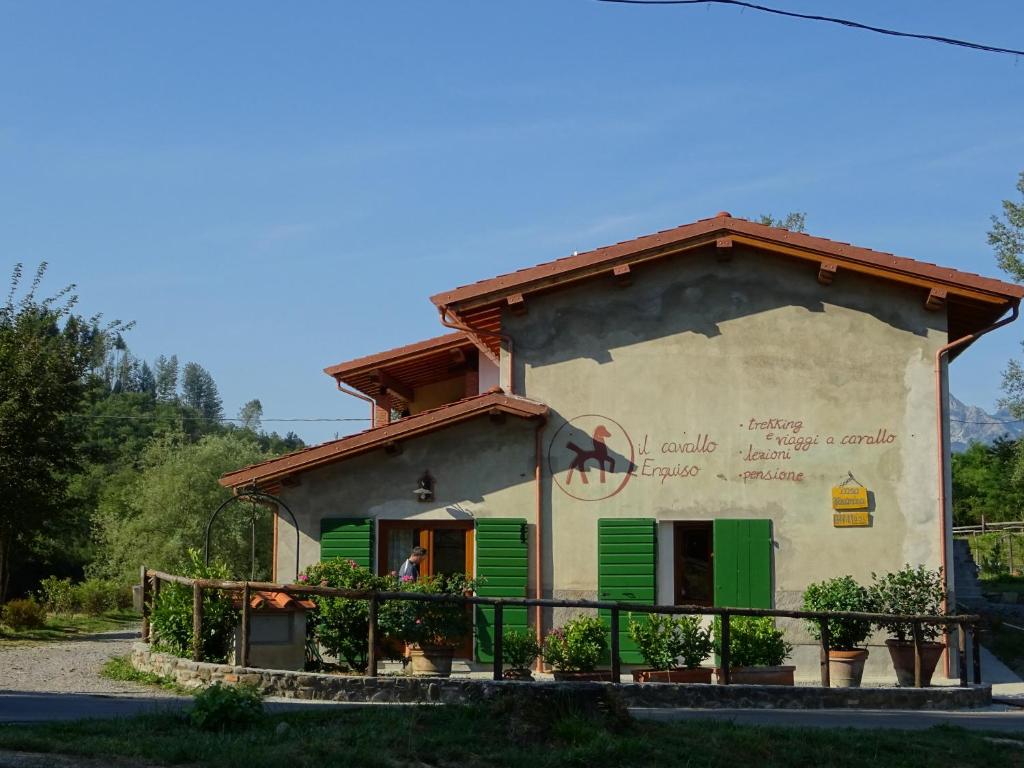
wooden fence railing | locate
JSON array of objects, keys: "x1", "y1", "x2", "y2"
[{"x1": 140, "y1": 566, "x2": 984, "y2": 689}]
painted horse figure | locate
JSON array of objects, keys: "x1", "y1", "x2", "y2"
[{"x1": 565, "y1": 425, "x2": 615, "y2": 484}]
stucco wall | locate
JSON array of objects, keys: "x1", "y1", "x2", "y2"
[
  {"x1": 273, "y1": 416, "x2": 538, "y2": 579},
  {"x1": 502, "y1": 244, "x2": 947, "y2": 616}
]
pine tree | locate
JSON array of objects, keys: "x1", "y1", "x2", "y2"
[
  {"x1": 154, "y1": 354, "x2": 179, "y2": 401},
  {"x1": 181, "y1": 362, "x2": 223, "y2": 422},
  {"x1": 136, "y1": 360, "x2": 156, "y2": 396}
]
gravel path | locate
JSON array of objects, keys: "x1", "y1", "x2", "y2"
[{"x1": 0, "y1": 627, "x2": 172, "y2": 696}]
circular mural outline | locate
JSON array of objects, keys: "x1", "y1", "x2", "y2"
[{"x1": 548, "y1": 414, "x2": 635, "y2": 502}]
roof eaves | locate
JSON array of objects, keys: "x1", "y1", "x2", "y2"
[
  {"x1": 429, "y1": 213, "x2": 1024, "y2": 311},
  {"x1": 219, "y1": 392, "x2": 548, "y2": 489}
]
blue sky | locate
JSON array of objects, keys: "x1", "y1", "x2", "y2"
[{"x1": 1, "y1": 1, "x2": 1022, "y2": 444}]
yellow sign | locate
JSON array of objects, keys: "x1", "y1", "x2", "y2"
[
  {"x1": 833, "y1": 511, "x2": 871, "y2": 528},
  {"x1": 831, "y1": 485, "x2": 868, "y2": 510}
]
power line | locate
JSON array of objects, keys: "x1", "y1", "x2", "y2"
[{"x1": 595, "y1": 0, "x2": 1024, "y2": 57}]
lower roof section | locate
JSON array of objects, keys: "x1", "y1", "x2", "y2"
[{"x1": 219, "y1": 392, "x2": 548, "y2": 491}]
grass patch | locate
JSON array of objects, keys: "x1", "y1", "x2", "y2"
[
  {"x1": 100, "y1": 656, "x2": 185, "y2": 694},
  {"x1": 0, "y1": 609, "x2": 138, "y2": 647},
  {"x1": 0, "y1": 705, "x2": 1021, "y2": 768}
]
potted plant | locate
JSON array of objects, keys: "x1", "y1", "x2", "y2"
[
  {"x1": 381, "y1": 573, "x2": 476, "y2": 677},
  {"x1": 628, "y1": 613, "x2": 713, "y2": 683},
  {"x1": 501, "y1": 628, "x2": 541, "y2": 680},
  {"x1": 543, "y1": 615, "x2": 613, "y2": 681},
  {"x1": 802, "y1": 575, "x2": 873, "y2": 688},
  {"x1": 870, "y1": 564, "x2": 946, "y2": 687},
  {"x1": 713, "y1": 616, "x2": 794, "y2": 685}
]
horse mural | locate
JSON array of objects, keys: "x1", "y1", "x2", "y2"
[{"x1": 565, "y1": 425, "x2": 615, "y2": 484}]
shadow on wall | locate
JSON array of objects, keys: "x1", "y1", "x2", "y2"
[{"x1": 506, "y1": 245, "x2": 942, "y2": 370}]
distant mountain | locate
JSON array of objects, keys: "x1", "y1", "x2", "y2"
[{"x1": 949, "y1": 395, "x2": 1024, "y2": 452}]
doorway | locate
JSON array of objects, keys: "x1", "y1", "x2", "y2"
[
  {"x1": 377, "y1": 520, "x2": 475, "y2": 578},
  {"x1": 377, "y1": 520, "x2": 475, "y2": 657},
  {"x1": 673, "y1": 522, "x2": 713, "y2": 606}
]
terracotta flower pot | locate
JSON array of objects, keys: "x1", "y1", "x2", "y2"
[
  {"x1": 502, "y1": 667, "x2": 535, "y2": 681},
  {"x1": 885, "y1": 640, "x2": 944, "y2": 687},
  {"x1": 632, "y1": 668, "x2": 713, "y2": 684},
  {"x1": 551, "y1": 670, "x2": 615, "y2": 682},
  {"x1": 828, "y1": 649, "x2": 869, "y2": 688},
  {"x1": 408, "y1": 644, "x2": 455, "y2": 677},
  {"x1": 715, "y1": 666, "x2": 795, "y2": 685}
]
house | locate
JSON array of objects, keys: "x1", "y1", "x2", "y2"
[{"x1": 221, "y1": 212, "x2": 1023, "y2": 678}]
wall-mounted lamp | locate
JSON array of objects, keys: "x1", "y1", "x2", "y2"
[{"x1": 413, "y1": 471, "x2": 434, "y2": 502}]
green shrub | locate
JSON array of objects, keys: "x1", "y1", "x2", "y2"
[
  {"x1": 543, "y1": 615, "x2": 608, "y2": 672},
  {"x1": 189, "y1": 683, "x2": 263, "y2": 731},
  {"x1": 302, "y1": 559, "x2": 384, "y2": 671},
  {"x1": 801, "y1": 575, "x2": 873, "y2": 650},
  {"x1": 502, "y1": 628, "x2": 541, "y2": 669},
  {"x1": 869, "y1": 564, "x2": 946, "y2": 642},
  {"x1": 627, "y1": 613, "x2": 712, "y2": 670},
  {"x1": 73, "y1": 578, "x2": 120, "y2": 615},
  {"x1": 38, "y1": 576, "x2": 76, "y2": 615},
  {"x1": 2, "y1": 598, "x2": 47, "y2": 630},
  {"x1": 150, "y1": 549, "x2": 238, "y2": 662},
  {"x1": 378, "y1": 572, "x2": 477, "y2": 649},
  {"x1": 713, "y1": 616, "x2": 792, "y2": 667}
]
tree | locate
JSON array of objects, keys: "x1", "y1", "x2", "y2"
[
  {"x1": 238, "y1": 399, "x2": 263, "y2": 431},
  {"x1": 154, "y1": 354, "x2": 179, "y2": 401},
  {"x1": 90, "y1": 431, "x2": 275, "y2": 583},
  {"x1": 989, "y1": 171, "x2": 1024, "y2": 281},
  {"x1": 758, "y1": 212, "x2": 806, "y2": 232},
  {"x1": 0, "y1": 263, "x2": 115, "y2": 600},
  {"x1": 136, "y1": 361, "x2": 156, "y2": 396},
  {"x1": 951, "y1": 438, "x2": 1024, "y2": 525},
  {"x1": 181, "y1": 362, "x2": 223, "y2": 422}
]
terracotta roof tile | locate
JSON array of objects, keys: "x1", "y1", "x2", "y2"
[
  {"x1": 430, "y1": 213, "x2": 1024, "y2": 310},
  {"x1": 220, "y1": 392, "x2": 548, "y2": 489},
  {"x1": 244, "y1": 590, "x2": 315, "y2": 611}
]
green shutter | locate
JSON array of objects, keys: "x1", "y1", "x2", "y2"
[
  {"x1": 475, "y1": 518, "x2": 529, "y2": 662},
  {"x1": 712, "y1": 519, "x2": 773, "y2": 608},
  {"x1": 320, "y1": 518, "x2": 374, "y2": 568},
  {"x1": 598, "y1": 518, "x2": 656, "y2": 665}
]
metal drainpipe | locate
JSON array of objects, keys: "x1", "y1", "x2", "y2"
[
  {"x1": 534, "y1": 416, "x2": 547, "y2": 657},
  {"x1": 934, "y1": 302, "x2": 1018, "y2": 675},
  {"x1": 438, "y1": 306, "x2": 516, "y2": 395},
  {"x1": 335, "y1": 379, "x2": 379, "y2": 425}
]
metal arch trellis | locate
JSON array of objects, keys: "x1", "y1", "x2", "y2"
[{"x1": 203, "y1": 486, "x2": 300, "y2": 580}]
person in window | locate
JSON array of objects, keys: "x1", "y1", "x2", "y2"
[{"x1": 398, "y1": 546, "x2": 427, "y2": 582}]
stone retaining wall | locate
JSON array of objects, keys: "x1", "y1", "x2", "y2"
[{"x1": 131, "y1": 643, "x2": 991, "y2": 710}]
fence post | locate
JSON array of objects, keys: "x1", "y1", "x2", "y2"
[
  {"x1": 972, "y1": 621, "x2": 982, "y2": 683},
  {"x1": 819, "y1": 617, "x2": 831, "y2": 688},
  {"x1": 192, "y1": 582, "x2": 204, "y2": 663},
  {"x1": 720, "y1": 612, "x2": 731, "y2": 685},
  {"x1": 493, "y1": 601, "x2": 504, "y2": 681},
  {"x1": 367, "y1": 595, "x2": 378, "y2": 678},
  {"x1": 150, "y1": 575, "x2": 160, "y2": 644},
  {"x1": 610, "y1": 607, "x2": 621, "y2": 683},
  {"x1": 958, "y1": 620, "x2": 968, "y2": 687},
  {"x1": 240, "y1": 582, "x2": 251, "y2": 668},
  {"x1": 139, "y1": 565, "x2": 149, "y2": 643},
  {"x1": 911, "y1": 621, "x2": 923, "y2": 688}
]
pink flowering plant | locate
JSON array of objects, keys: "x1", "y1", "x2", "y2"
[
  {"x1": 302, "y1": 558, "x2": 384, "y2": 672},
  {"x1": 379, "y1": 573, "x2": 478, "y2": 649}
]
